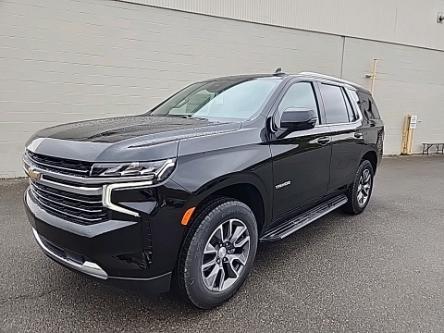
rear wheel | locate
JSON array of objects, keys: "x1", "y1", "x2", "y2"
[
  {"x1": 343, "y1": 160, "x2": 374, "y2": 214},
  {"x1": 176, "y1": 198, "x2": 258, "y2": 309}
]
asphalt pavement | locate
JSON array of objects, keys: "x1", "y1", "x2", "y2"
[{"x1": 1, "y1": 156, "x2": 443, "y2": 332}]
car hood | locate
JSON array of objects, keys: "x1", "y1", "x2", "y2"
[{"x1": 26, "y1": 115, "x2": 241, "y2": 162}]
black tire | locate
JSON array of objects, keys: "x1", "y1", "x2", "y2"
[
  {"x1": 343, "y1": 160, "x2": 374, "y2": 215},
  {"x1": 176, "y1": 197, "x2": 258, "y2": 309}
]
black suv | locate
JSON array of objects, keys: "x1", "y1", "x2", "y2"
[{"x1": 24, "y1": 72, "x2": 383, "y2": 309}]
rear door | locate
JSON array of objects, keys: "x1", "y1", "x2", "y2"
[
  {"x1": 269, "y1": 80, "x2": 332, "y2": 220},
  {"x1": 316, "y1": 82, "x2": 364, "y2": 192},
  {"x1": 354, "y1": 91, "x2": 384, "y2": 161}
]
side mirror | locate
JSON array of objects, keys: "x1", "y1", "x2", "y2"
[{"x1": 280, "y1": 107, "x2": 317, "y2": 131}]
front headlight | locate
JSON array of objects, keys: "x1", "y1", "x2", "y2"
[{"x1": 91, "y1": 158, "x2": 176, "y2": 182}]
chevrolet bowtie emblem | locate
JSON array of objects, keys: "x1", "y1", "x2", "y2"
[{"x1": 25, "y1": 165, "x2": 42, "y2": 182}]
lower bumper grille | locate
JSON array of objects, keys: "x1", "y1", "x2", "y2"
[{"x1": 29, "y1": 182, "x2": 108, "y2": 225}]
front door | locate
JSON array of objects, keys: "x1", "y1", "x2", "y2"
[{"x1": 270, "y1": 81, "x2": 332, "y2": 221}]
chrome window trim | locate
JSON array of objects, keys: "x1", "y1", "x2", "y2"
[
  {"x1": 316, "y1": 118, "x2": 362, "y2": 129},
  {"x1": 32, "y1": 228, "x2": 108, "y2": 280},
  {"x1": 297, "y1": 72, "x2": 367, "y2": 91}
]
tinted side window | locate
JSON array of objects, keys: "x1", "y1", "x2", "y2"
[
  {"x1": 347, "y1": 89, "x2": 361, "y2": 117},
  {"x1": 357, "y1": 93, "x2": 370, "y2": 119},
  {"x1": 368, "y1": 96, "x2": 381, "y2": 119},
  {"x1": 319, "y1": 84, "x2": 349, "y2": 124},
  {"x1": 276, "y1": 82, "x2": 319, "y2": 123},
  {"x1": 341, "y1": 90, "x2": 355, "y2": 122},
  {"x1": 278, "y1": 82, "x2": 318, "y2": 113},
  {"x1": 357, "y1": 93, "x2": 381, "y2": 120}
]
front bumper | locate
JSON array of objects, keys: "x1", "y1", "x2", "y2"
[
  {"x1": 32, "y1": 225, "x2": 172, "y2": 292},
  {"x1": 24, "y1": 186, "x2": 187, "y2": 293},
  {"x1": 32, "y1": 227, "x2": 109, "y2": 279}
]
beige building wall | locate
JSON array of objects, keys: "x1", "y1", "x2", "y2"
[
  {"x1": 136, "y1": 0, "x2": 444, "y2": 51},
  {"x1": 0, "y1": 0, "x2": 443, "y2": 176},
  {"x1": 342, "y1": 38, "x2": 444, "y2": 154}
]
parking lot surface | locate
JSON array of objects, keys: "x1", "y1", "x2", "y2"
[{"x1": 1, "y1": 156, "x2": 443, "y2": 332}]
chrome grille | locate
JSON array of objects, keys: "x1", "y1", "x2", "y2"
[
  {"x1": 24, "y1": 149, "x2": 156, "y2": 222},
  {"x1": 29, "y1": 182, "x2": 108, "y2": 225},
  {"x1": 26, "y1": 150, "x2": 92, "y2": 177},
  {"x1": 25, "y1": 150, "x2": 108, "y2": 225}
]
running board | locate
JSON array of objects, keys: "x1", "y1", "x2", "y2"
[{"x1": 260, "y1": 194, "x2": 348, "y2": 242}]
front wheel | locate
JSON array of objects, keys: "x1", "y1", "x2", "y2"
[
  {"x1": 176, "y1": 198, "x2": 258, "y2": 309},
  {"x1": 343, "y1": 160, "x2": 374, "y2": 214}
]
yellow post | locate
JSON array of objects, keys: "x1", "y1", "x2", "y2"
[
  {"x1": 401, "y1": 114, "x2": 416, "y2": 155},
  {"x1": 401, "y1": 114, "x2": 411, "y2": 155},
  {"x1": 370, "y1": 58, "x2": 379, "y2": 94},
  {"x1": 407, "y1": 115, "x2": 417, "y2": 154}
]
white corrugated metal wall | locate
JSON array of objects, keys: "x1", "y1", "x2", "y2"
[
  {"x1": 134, "y1": 0, "x2": 444, "y2": 51},
  {"x1": 1, "y1": 0, "x2": 443, "y2": 177},
  {"x1": 342, "y1": 38, "x2": 444, "y2": 155}
]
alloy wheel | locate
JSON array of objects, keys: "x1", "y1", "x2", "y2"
[
  {"x1": 357, "y1": 168, "x2": 372, "y2": 207},
  {"x1": 201, "y1": 218, "x2": 251, "y2": 292}
]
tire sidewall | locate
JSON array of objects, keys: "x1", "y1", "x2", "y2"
[{"x1": 182, "y1": 200, "x2": 258, "y2": 309}]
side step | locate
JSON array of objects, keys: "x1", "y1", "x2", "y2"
[{"x1": 260, "y1": 194, "x2": 348, "y2": 242}]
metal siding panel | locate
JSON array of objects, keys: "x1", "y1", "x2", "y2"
[
  {"x1": 0, "y1": 0, "x2": 343, "y2": 177},
  {"x1": 131, "y1": 0, "x2": 444, "y2": 51},
  {"x1": 342, "y1": 38, "x2": 444, "y2": 155},
  {"x1": 1, "y1": 0, "x2": 443, "y2": 176}
]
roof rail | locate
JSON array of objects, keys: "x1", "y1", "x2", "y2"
[{"x1": 298, "y1": 72, "x2": 367, "y2": 91}]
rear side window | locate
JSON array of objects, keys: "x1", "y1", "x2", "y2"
[
  {"x1": 357, "y1": 93, "x2": 381, "y2": 120},
  {"x1": 342, "y1": 89, "x2": 357, "y2": 122},
  {"x1": 319, "y1": 84, "x2": 349, "y2": 124},
  {"x1": 368, "y1": 97, "x2": 381, "y2": 119}
]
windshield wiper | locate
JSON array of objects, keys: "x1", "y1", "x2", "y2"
[{"x1": 172, "y1": 114, "x2": 207, "y2": 120}]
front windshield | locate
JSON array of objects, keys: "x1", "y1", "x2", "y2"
[{"x1": 148, "y1": 77, "x2": 280, "y2": 121}]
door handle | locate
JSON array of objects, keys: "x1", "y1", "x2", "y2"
[
  {"x1": 317, "y1": 137, "x2": 331, "y2": 145},
  {"x1": 354, "y1": 132, "x2": 364, "y2": 139}
]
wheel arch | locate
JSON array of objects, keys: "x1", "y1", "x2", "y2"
[
  {"x1": 186, "y1": 173, "x2": 271, "y2": 235},
  {"x1": 361, "y1": 150, "x2": 378, "y2": 173}
]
